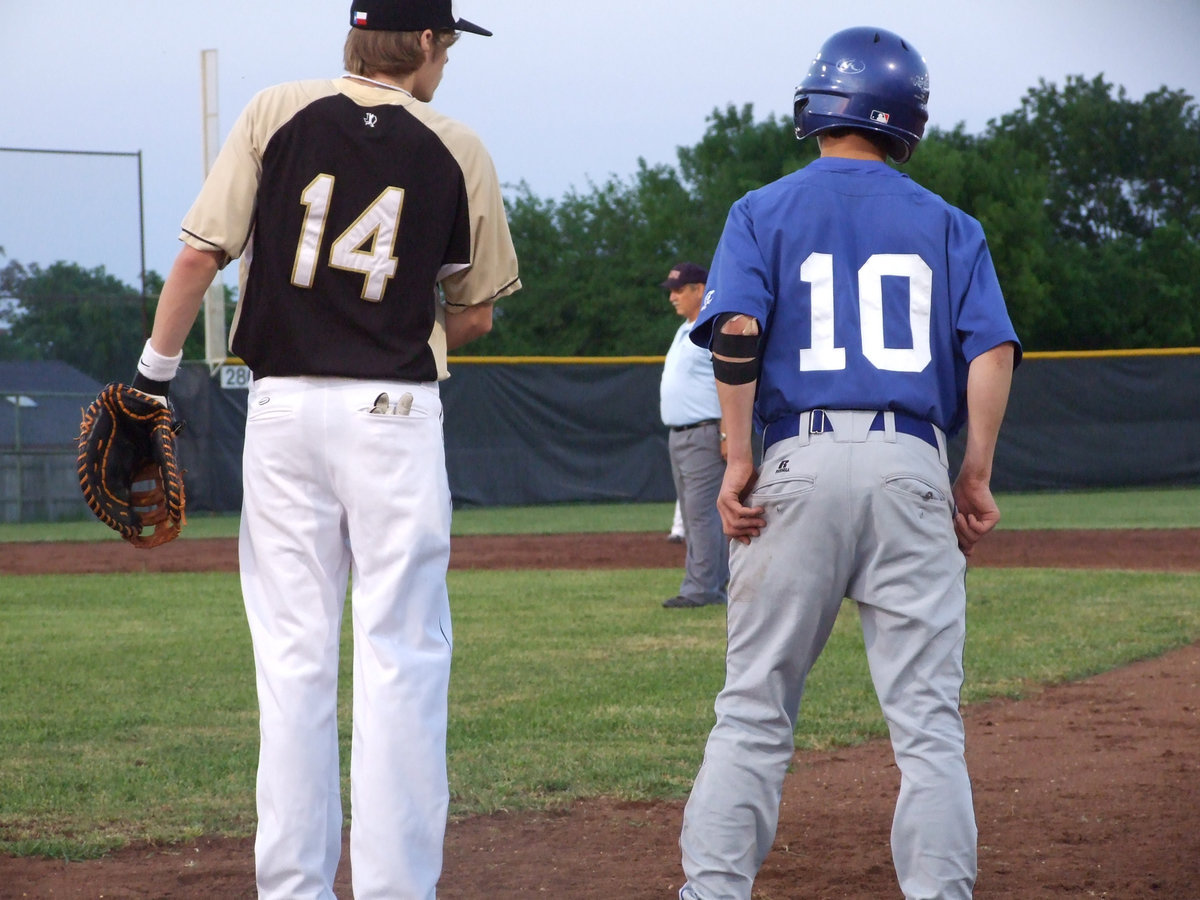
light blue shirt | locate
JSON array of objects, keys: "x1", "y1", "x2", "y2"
[{"x1": 660, "y1": 319, "x2": 722, "y2": 427}]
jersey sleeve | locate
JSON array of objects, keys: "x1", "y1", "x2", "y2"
[
  {"x1": 689, "y1": 195, "x2": 773, "y2": 349},
  {"x1": 950, "y1": 212, "x2": 1023, "y2": 367},
  {"x1": 435, "y1": 123, "x2": 521, "y2": 311},
  {"x1": 179, "y1": 81, "x2": 331, "y2": 268}
]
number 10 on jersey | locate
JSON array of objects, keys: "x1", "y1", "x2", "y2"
[{"x1": 799, "y1": 252, "x2": 932, "y2": 374}]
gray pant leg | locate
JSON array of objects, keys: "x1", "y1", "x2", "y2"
[
  {"x1": 680, "y1": 438, "x2": 852, "y2": 899},
  {"x1": 850, "y1": 440, "x2": 975, "y2": 900},
  {"x1": 680, "y1": 433, "x2": 976, "y2": 900},
  {"x1": 669, "y1": 426, "x2": 729, "y2": 605}
]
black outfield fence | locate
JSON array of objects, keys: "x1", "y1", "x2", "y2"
[
  {"x1": 169, "y1": 351, "x2": 1200, "y2": 513},
  {"x1": 4, "y1": 351, "x2": 1198, "y2": 520}
]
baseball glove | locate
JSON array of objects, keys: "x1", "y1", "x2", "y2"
[{"x1": 77, "y1": 383, "x2": 186, "y2": 548}]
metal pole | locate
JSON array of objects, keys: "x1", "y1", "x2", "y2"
[
  {"x1": 137, "y1": 150, "x2": 149, "y2": 337},
  {"x1": 200, "y1": 50, "x2": 229, "y2": 370},
  {"x1": 137, "y1": 149, "x2": 147, "y2": 305},
  {"x1": 12, "y1": 399, "x2": 22, "y2": 524}
]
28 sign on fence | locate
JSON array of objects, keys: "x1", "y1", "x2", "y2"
[{"x1": 219, "y1": 364, "x2": 252, "y2": 390}]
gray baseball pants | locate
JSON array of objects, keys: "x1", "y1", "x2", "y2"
[
  {"x1": 669, "y1": 423, "x2": 730, "y2": 605},
  {"x1": 679, "y1": 411, "x2": 975, "y2": 899}
]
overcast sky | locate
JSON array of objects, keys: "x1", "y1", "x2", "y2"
[{"x1": 2, "y1": 0, "x2": 1198, "y2": 289}]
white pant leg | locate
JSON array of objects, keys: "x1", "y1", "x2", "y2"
[
  {"x1": 850, "y1": 436, "x2": 976, "y2": 900},
  {"x1": 241, "y1": 379, "x2": 350, "y2": 900},
  {"x1": 332, "y1": 381, "x2": 453, "y2": 900}
]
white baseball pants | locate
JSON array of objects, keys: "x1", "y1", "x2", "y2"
[{"x1": 240, "y1": 376, "x2": 453, "y2": 900}]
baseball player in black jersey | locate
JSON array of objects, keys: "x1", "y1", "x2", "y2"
[{"x1": 131, "y1": 2, "x2": 520, "y2": 896}]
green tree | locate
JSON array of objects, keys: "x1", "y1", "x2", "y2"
[
  {"x1": 486, "y1": 80, "x2": 1199, "y2": 355},
  {"x1": 0, "y1": 254, "x2": 230, "y2": 378},
  {"x1": 992, "y1": 75, "x2": 1200, "y2": 245},
  {"x1": 481, "y1": 163, "x2": 703, "y2": 356},
  {"x1": 0, "y1": 259, "x2": 149, "y2": 381},
  {"x1": 675, "y1": 104, "x2": 815, "y2": 243},
  {"x1": 985, "y1": 76, "x2": 1200, "y2": 348},
  {"x1": 484, "y1": 105, "x2": 813, "y2": 356}
]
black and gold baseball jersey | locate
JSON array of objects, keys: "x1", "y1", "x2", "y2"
[{"x1": 180, "y1": 78, "x2": 521, "y2": 381}]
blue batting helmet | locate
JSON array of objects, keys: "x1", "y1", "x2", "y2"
[{"x1": 793, "y1": 27, "x2": 930, "y2": 163}]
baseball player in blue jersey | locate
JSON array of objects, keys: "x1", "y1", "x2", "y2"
[{"x1": 676, "y1": 27, "x2": 1020, "y2": 899}]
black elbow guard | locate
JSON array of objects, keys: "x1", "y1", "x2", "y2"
[
  {"x1": 711, "y1": 356, "x2": 759, "y2": 384},
  {"x1": 710, "y1": 314, "x2": 760, "y2": 384}
]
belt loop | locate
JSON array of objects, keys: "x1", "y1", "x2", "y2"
[
  {"x1": 933, "y1": 425, "x2": 949, "y2": 467},
  {"x1": 795, "y1": 412, "x2": 812, "y2": 447},
  {"x1": 881, "y1": 410, "x2": 896, "y2": 442}
]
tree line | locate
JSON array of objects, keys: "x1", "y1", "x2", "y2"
[{"x1": 2, "y1": 74, "x2": 1197, "y2": 383}]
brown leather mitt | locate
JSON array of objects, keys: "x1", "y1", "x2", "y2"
[{"x1": 77, "y1": 383, "x2": 186, "y2": 548}]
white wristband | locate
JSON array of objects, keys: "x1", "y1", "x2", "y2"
[{"x1": 137, "y1": 339, "x2": 183, "y2": 382}]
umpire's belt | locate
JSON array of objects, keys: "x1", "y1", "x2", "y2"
[
  {"x1": 763, "y1": 410, "x2": 943, "y2": 456},
  {"x1": 670, "y1": 418, "x2": 721, "y2": 433}
]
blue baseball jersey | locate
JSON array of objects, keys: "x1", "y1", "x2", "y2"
[{"x1": 691, "y1": 157, "x2": 1020, "y2": 437}]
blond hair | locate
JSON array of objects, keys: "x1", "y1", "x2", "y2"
[{"x1": 344, "y1": 28, "x2": 459, "y2": 78}]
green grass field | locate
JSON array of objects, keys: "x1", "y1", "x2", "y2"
[
  {"x1": 2, "y1": 485, "x2": 1199, "y2": 542},
  {"x1": 1, "y1": 488, "x2": 1198, "y2": 858}
]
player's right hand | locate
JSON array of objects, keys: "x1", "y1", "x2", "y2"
[{"x1": 717, "y1": 459, "x2": 765, "y2": 544}]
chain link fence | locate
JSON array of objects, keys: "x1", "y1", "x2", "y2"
[{"x1": 1, "y1": 391, "x2": 94, "y2": 523}]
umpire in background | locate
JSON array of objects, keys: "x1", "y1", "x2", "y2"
[{"x1": 659, "y1": 262, "x2": 729, "y2": 608}]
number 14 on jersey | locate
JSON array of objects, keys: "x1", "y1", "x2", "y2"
[{"x1": 292, "y1": 174, "x2": 406, "y2": 302}]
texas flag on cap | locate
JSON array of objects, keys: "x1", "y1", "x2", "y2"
[{"x1": 348, "y1": 0, "x2": 492, "y2": 35}]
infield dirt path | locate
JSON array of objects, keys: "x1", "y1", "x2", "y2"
[
  {"x1": 3, "y1": 527, "x2": 1199, "y2": 575},
  {"x1": 2, "y1": 529, "x2": 1198, "y2": 898}
]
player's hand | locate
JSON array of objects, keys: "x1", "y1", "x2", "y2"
[
  {"x1": 717, "y1": 458, "x2": 765, "y2": 544},
  {"x1": 952, "y1": 472, "x2": 1000, "y2": 556}
]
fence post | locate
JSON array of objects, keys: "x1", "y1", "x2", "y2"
[{"x1": 12, "y1": 398, "x2": 23, "y2": 523}]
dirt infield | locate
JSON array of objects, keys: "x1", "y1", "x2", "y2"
[
  {"x1": 3, "y1": 526, "x2": 1200, "y2": 575},
  {"x1": 3, "y1": 529, "x2": 1199, "y2": 898}
]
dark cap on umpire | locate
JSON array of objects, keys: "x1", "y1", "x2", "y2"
[
  {"x1": 350, "y1": 0, "x2": 492, "y2": 35},
  {"x1": 660, "y1": 262, "x2": 709, "y2": 290}
]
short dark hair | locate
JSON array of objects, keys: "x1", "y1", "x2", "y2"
[{"x1": 819, "y1": 127, "x2": 895, "y2": 158}]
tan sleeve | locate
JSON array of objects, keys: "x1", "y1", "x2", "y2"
[
  {"x1": 416, "y1": 114, "x2": 522, "y2": 309},
  {"x1": 178, "y1": 80, "x2": 337, "y2": 268}
]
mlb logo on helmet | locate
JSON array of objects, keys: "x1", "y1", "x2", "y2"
[{"x1": 793, "y1": 26, "x2": 929, "y2": 164}]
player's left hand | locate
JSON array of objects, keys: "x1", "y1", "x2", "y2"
[
  {"x1": 717, "y1": 458, "x2": 765, "y2": 544},
  {"x1": 77, "y1": 383, "x2": 187, "y2": 548},
  {"x1": 951, "y1": 472, "x2": 1000, "y2": 556}
]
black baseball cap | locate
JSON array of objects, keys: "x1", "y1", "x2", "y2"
[
  {"x1": 350, "y1": 0, "x2": 492, "y2": 36},
  {"x1": 660, "y1": 262, "x2": 709, "y2": 290}
]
